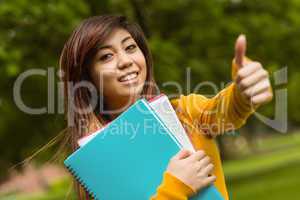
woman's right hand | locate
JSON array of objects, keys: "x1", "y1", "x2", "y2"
[{"x1": 166, "y1": 149, "x2": 216, "y2": 193}]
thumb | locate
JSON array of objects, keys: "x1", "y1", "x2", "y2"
[
  {"x1": 175, "y1": 149, "x2": 192, "y2": 160},
  {"x1": 234, "y1": 34, "x2": 247, "y2": 69}
]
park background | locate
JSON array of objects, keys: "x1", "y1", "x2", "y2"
[{"x1": 0, "y1": 0, "x2": 299, "y2": 199}]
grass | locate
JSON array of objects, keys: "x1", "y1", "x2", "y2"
[
  {"x1": 224, "y1": 132, "x2": 300, "y2": 200},
  {"x1": 227, "y1": 161, "x2": 300, "y2": 200},
  {"x1": 224, "y1": 141, "x2": 300, "y2": 179}
]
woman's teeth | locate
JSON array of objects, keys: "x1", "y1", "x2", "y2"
[{"x1": 120, "y1": 72, "x2": 138, "y2": 82}]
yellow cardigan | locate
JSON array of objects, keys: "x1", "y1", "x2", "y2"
[
  {"x1": 84, "y1": 61, "x2": 255, "y2": 200},
  {"x1": 151, "y1": 61, "x2": 255, "y2": 200}
]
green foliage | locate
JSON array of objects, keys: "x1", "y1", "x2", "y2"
[{"x1": 0, "y1": 0, "x2": 89, "y2": 179}]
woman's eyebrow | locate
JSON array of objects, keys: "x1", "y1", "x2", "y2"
[
  {"x1": 98, "y1": 45, "x2": 112, "y2": 51},
  {"x1": 121, "y1": 36, "x2": 132, "y2": 43}
]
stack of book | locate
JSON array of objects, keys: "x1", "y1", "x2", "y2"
[{"x1": 64, "y1": 94, "x2": 224, "y2": 200}]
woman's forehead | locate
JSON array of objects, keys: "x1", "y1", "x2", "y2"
[{"x1": 100, "y1": 28, "x2": 133, "y2": 47}]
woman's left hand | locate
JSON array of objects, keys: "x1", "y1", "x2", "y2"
[{"x1": 234, "y1": 34, "x2": 273, "y2": 108}]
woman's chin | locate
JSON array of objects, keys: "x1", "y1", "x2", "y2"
[{"x1": 119, "y1": 89, "x2": 143, "y2": 100}]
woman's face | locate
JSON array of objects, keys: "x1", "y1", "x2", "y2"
[{"x1": 89, "y1": 28, "x2": 147, "y2": 111}]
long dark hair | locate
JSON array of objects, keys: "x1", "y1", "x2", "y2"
[{"x1": 59, "y1": 15, "x2": 158, "y2": 199}]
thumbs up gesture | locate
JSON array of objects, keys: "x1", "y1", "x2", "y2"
[{"x1": 234, "y1": 35, "x2": 273, "y2": 107}]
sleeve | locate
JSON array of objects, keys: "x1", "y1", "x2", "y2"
[
  {"x1": 150, "y1": 172, "x2": 196, "y2": 200},
  {"x1": 170, "y1": 58, "x2": 255, "y2": 136}
]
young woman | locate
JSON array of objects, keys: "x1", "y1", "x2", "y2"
[{"x1": 59, "y1": 15, "x2": 272, "y2": 200}]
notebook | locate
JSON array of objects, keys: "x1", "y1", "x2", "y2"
[
  {"x1": 65, "y1": 98, "x2": 224, "y2": 200},
  {"x1": 78, "y1": 94, "x2": 194, "y2": 151},
  {"x1": 148, "y1": 94, "x2": 195, "y2": 152}
]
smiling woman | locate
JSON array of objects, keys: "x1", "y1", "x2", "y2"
[
  {"x1": 58, "y1": 14, "x2": 272, "y2": 200},
  {"x1": 59, "y1": 15, "x2": 217, "y2": 200}
]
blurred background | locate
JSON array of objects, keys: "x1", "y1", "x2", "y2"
[{"x1": 0, "y1": 0, "x2": 299, "y2": 199}]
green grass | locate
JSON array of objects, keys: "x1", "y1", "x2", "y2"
[
  {"x1": 227, "y1": 161, "x2": 300, "y2": 200},
  {"x1": 223, "y1": 143, "x2": 300, "y2": 179},
  {"x1": 223, "y1": 132, "x2": 300, "y2": 200}
]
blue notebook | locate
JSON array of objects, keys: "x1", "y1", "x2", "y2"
[{"x1": 64, "y1": 99, "x2": 224, "y2": 200}]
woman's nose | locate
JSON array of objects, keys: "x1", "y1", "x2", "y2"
[{"x1": 117, "y1": 52, "x2": 133, "y2": 69}]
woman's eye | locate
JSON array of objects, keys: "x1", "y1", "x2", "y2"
[
  {"x1": 126, "y1": 44, "x2": 137, "y2": 51},
  {"x1": 99, "y1": 54, "x2": 113, "y2": 61}
]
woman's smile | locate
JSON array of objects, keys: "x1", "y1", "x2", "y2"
[{"x1": 118, "y1": 71, "x2": 139, "y2": 84}]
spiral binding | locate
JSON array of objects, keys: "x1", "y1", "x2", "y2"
[{"x1": 65, "y1": 164, "x2": 99, "y2": 200}]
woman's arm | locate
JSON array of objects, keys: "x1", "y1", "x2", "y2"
[
  {"x1": 171, "y1": 61, "x2": 272, "y2": 137},
  {"x1": 171, "y1": 81, "x2": 253, "y2": 137},
  {"x1": 171, "y1": 35, "x2": 273, "y2": 137}
]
